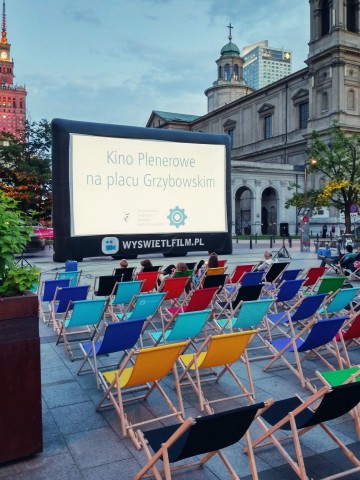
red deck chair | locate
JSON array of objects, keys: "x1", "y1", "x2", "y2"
[
  {"x1": 226, "y1": 264, "x2": 256, "y2": 285},
  {"x1": 135, "y1": 271, "x2": 159, "y2": 293},
  {"x1": 218, "y1": 259, "x2": 227, "y2": 267},
  {"x1": 163, "y1": 286, "x2": 219, "y2": 322},
  {"x1": 158, "y1": 276, "x2": 189, "y2": 306},
  {"x1": 337, "y1": 311, "x2": 360, "y2": 366},
  {"x1": 301, "y1": 266, "x2": 327, "y2": 293}
]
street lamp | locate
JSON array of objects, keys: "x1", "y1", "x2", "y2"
[
  {"x1": 304, "y1": 157, "x2": 317, "y2": 212},
  {"x1": 300, "y1": 157, "x2": 317, "y2": 252}
]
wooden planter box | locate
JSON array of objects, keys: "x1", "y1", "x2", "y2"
[{"x1": 0, "y1": 292, "x2": 43, "y2": 464}]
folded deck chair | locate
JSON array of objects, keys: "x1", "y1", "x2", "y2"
[
  {"x1": 263, "y1": 315, "x2": 349, "y2": 389},
  {"x1": 108, "y1": 280, "x2": 143, "y2": 318},
  {"x1": 150, "y1": 309, "x2": 212, "y2": 346},
  {"x1": 77, "y1": 317, "x2": 146, "y2": 387},
  {"x1": 178, "y1": 331, "x2": 256, "y2": 413},
  {"x1": 250, "y1": 383, "x2": 360, "y2": 480},
  {"x1": 50, "y1": 284, "x2": 90, "y2": 331},
  {"x1": 97, "y1": 341, "x2": 188, "y2": 449},
  {"x1": 56, "y1": 297, "x2": 109, "y2": 360},
  {"x1": 38, "y1": 278, "x2": 70, "y2": 323},
  {"x1": 134, "y1": 401, "x2": 271, "y2": 480}
]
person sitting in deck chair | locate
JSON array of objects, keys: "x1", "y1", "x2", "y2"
[{"x1": 320, "y1": 244, "x2": 355, "y2": 273}]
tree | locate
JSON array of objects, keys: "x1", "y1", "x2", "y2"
[
  {"x1": 0, "y1": 119, "x2": 52, "y2": 221},
  {"x1": 285, "y1": 123, "x2": 360, "y2": 233}
]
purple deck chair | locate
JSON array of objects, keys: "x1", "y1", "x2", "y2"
[
  {"x1": 50, "y1": 285, "x2": 90, "y2": 329},
  {"x1": 77, "y1": 318, "x2": 146, "y2": 387}
]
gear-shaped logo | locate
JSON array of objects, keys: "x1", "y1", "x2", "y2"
[{"x1": 167, "y1": 206, "x2": 187, "y2": 228}]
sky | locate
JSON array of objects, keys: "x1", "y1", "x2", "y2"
[{"x1": 7, "y1": 0, "x2": 310, "y2": 128}]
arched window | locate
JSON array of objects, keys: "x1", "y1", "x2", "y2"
[
  {"x1": 224, "y1": 64, "x2": 231, "y2": 80},
  {"x1": 321, "y1": 0, "x2": 330, "y2": 36},
  {"x1": 218, "y1": 65, "x2": 222, "y2": 80},
  {"x1": 347, "y1": 0, "x2": 357, "y2": 32},
  {"x1": 347, "y1": 89, "x2": 355, "y2": 109},
  {"x1": 321, "y1": 91, "x2": 328, "y2": 111},
  {"x1": 233, "y1": 64, "x2": 239, "y2": 79}
]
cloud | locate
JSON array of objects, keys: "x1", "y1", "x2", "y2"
[{"x1": 64, "y1": 6, "x2": 100, "y2": 25}]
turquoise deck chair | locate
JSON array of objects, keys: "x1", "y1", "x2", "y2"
[
  {"x1": 56, "y1": 297, "x2": 109, "y2": 360},
  {"x1": 109, "y1": 280, "x2": 143, "y2": 317},
  {"x1": 150, "y1": 309, "x2": 212, "y2": 345},
  {"x1": 321, "y1": 287, "x2": 360, "y2": 317},
  {"x1": 215, "y1": 298, "x2": 273, "y2": 333},
  {"x1": 57, "y1": 270, "x2": 81, "y2": 287}
]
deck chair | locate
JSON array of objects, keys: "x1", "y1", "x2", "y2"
[
  {"x1": 94, "y1": 275, "x2": 123, "y2": 296},
  {"x1": 263, "y1": 279, "x2": 305, "y2": 309},
  {"x1": 56, "y1": 297, "x2": 108, "y2": 360},
  {"x1": 108, "y1": 280, "x2": 143, "y2": 318},
  {"x1": 205, "y1": 266, "x2": 226, "y2": 276},
  {"x1": 178, "y1": 331, "x2": 256, "y2": 413},
  {"x1": 38, "y1": 278, "x2": 70, "y2": 322},
  {"x1": 240, "y1": 270, "x2": 264, "y2": 286},
  {"x1": 112, "y1": 266, "x2": 135, "y2": 282},
  {"x1": 134, "y1": 401, "x2": 271, "y2": 480},
  {"x1": 141, "y1": 265, "x2": 162, "y2": 272},
  {"x1": 312, "y1": 275, "x2": 346, "y2": 295},
  {"x1": 215, "y1": 298, "x2": 273, "y2": 334},
  {"x1": 200, "y1": 274, "x2": 228, "y2": 299},
  {"x1": 218, "y1": 259, "x2": 227, "y2": 267},
  {"x1": 226, "y1": 263, "x2": 256, "y2": 285},
  {"x1": 150, "y1": 309, "x2": 212, "y2": 346},
  {"x1": 263, "y1": 261, "x2": 290, "y2": 285},
  {"x1": 263, "y1": 315, "x2": 349, "y2": 389},
  {"x1": 216, "y1": 283, "x2": 263, "y2": 319},
  {"x1": 157, "y1": 276, "x2": 189, "y2": 306},
  {"x1": 56, "y1": 270, "x2": 82, "y2": 287},
  {"x1": 250, "y1": 383, "x2": 360, "y2": 480},
  {"x1": 278, "y1": 268, "x2": 303, "y2": 282},
  {"x1": 185, "y1": 262, "x2": 196, "y2": 270},
  {"x1": 335, "y1": 311, "x2": 360, "y2": 366},
  {"x1": 97, "y1": 341, "x2": 188, "y2": 449},
  {"x1": 266, "y1": 293, "x2": 328, "y2": 338},
  {"x1": 165, "y1": 286, "x2": 218, "y2": 320},
  {"x1": 135, "y1": 271, "x2": 160, "y2": 292},
  {"x1": 316, "y1": 366, "x2": 360, "y2": 438},
  {"x1": 321, "y1": 286, "x2": 359, "y2": 317},
  {"x1": 50, "y1": 284, "x2": 90, "y2": 331},
  {"x1": 77, "y1": 317, "x2": 146, "y2": 387},
  {"x1": 301, "y1": 266, "x2": 327, "y2": 293},
  {"x1": 172, "y1": 269, "x2": 193, "y2": 279}
]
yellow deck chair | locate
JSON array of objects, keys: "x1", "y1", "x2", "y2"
[
  {"x1": 206, "y1": 266, "x2": 227, "y2": 276},
  {"x1": 178, "y1": 331, "x2": 256, "y2": 414},
  {"x1": 97, "y1": 341, "x2": 188, "y2": 450}
]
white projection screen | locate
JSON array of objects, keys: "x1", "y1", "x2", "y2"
[{"x1": 52, "y1": 119, "x2": 232, "y2": 262}]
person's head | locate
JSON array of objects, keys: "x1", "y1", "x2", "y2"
[
  {"x1": 140, "y1": 259, "x2": 153, "y2": 268},
  {"x1": 264, "y1": 250, "x2": 273, "y2": 260},
  {"x1": 346, "y1": 245, "x2": 353, "y2": 253},
  {"x1": 176, "y1": 262, "x2": 188, "y2": 272},
  {"x1": 207, "y1": 252, "x2": 219, "y2": 268},
  {"x1": 119, "y1": 258, "x2": 128, "y2": 268}
]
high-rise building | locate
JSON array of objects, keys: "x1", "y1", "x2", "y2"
[
  {"x1": 0, "y1": 0, "x2": 26, "y2": 137},
  {"x1": 242, "y1": 40, "x2": 291, "y2": 90}
]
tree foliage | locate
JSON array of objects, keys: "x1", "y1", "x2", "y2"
[
  {"x1": 285, "y1": 123, "x2": 360, "y2": 233},
  {"x1": 0, "y1": 119, "x2": 52, "y2": 221}
]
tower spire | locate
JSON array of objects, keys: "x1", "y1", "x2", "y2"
[
  {"x1": 1, "y1": 0, "x2": 7, "y2": 45},
  {"x1": 227, "y1": 23, "x2": 233, "y2": 42}
]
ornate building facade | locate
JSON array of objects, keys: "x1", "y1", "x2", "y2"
[
  {"x1": 147, "y1": 1, "x2": 360, "y2": 237},
  {"x1": 0, "y1": 0, "x2": 26, "y2": 137}
]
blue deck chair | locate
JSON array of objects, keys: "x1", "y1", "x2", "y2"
[
  {"x1": 266, "y1": 293, "x2": 328, "y2": 337},
  {"x1": 56, "y1": 297, "x2": 109, "y2": 360},
  {"x1": 240, "y1": 271, "x2": 264, "y2": 286},
  {"x1": 56, "y1": 270, "x2": 82, "y2": 287},
  {"x1": 108, "y1": 280, "x2": 143, "y2": 318},
  {"x1": 39, "y1": 278, "x2": 71, "y2": 322},
  {"x1": 264, "y1": 268, "x2": 303, "y2": 293},
  {"x1": 320, "y1": 286, "x2": 360, "y2": 317},
  {"x1": 50, "y1": 285, "x2": 90, "y2": 330},
  {"x1": 150, "y1": 309, "x2": 212, "y2": 345},
  {"x1": 264, "y1": 279, "x2": 305, "y2": 309},
  {"x1": 77, "y1": 317, "x2": 146, "y2": 386},
  {"x1": 263, "y1": 315, "x2": 349, "y2": 389}
]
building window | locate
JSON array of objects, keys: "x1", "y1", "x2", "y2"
[
  {"x1": 321, "y1": 0, "x2": 330, "y2": 36},
  {"x1": 347, "y1": 89, "x2": 355, "y2": 110},
  {"x1": 218, "y1": 65, "x2": 222, "y2": 80},
  {"x1": 321, "y1": 91, "x2": 328, "y2": 111},
  {"x1": 347, "y1": 0, "x2": 357, "y2": 32},
  {"x1": 299, "y1": 102, "x2": 309, "y2": 129},
  {"x1": 233, "y1": 64, "x2": 239, "y2": 79},
  {"x1": 264, "y1": 115, "x2": 272, "y2": 139},
  {"x1": 224, "y1": 64, "x2": 231, "y2": 80}
]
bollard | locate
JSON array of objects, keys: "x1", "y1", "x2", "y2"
[
  {"x1": 255, "y1": 233, "x2": 258, "y2": 244},
  {"x1": 270, "y1": 236, "x2": 273, "y2": 248},
  {"x1": 250, "y1": 237, "x2": 253, "y2": 249},
  {"x1": 288, "y1": 235, "x2": 292, "y2": 248}
]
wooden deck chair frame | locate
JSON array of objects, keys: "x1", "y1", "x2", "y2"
[
  {"x1": 316, "y1": 366, "x2": 360, "y2": 439},
  {"x1": 134, "y1": 401, "x2": 272, "y2": 480},
  {"x1": 96, "y1": 341, "x2": 188, "y2": 450},
  {"x1": 335, "y1": 311, "x2": 360, "y2": 367},
  {"x1": 250, "y1": 383, "x2": 360, "y2": 480},
  {"x1": 263, "y1": 316, "x2": 349, "y2": 390},
  {"x1": 178, "y1": 331, "x2": 257, "y2": 414}
]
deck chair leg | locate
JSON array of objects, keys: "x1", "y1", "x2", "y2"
[
  {"x1": 320, "y1": 423, "x2": 360, "y2": 469},
  {"x1": 290, "y1": 414, "x2": 308, "y2": 480}
]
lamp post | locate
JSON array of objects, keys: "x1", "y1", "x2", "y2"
[{"x1": 300, "y1": 157, "x2": 317, "y2": 252}]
